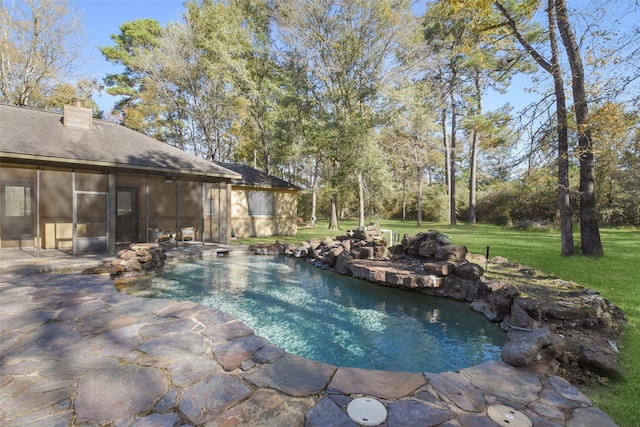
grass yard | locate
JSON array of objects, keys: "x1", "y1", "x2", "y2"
[{"x1": 234, "y1": 220, "x2": 639, "y2": 426}]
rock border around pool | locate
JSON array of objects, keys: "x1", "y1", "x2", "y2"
[
  {"x1": 249, "y1": 225, "x2": 627, "y2": 382},
  {"x1": 0, "y1": 269, "x2": 620, "y2": 426}
]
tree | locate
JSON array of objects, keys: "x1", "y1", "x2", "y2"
[
  {"x1": 101, "y1": 1, "x2": 254, "y2": 160},
  {"x1": 385, "y1": 80, "x2": 440, "y2": 225},
  {"x1": 554, "y1": 0, "x2": 603, "y2": 256},
  {"x1": 423, "y1": 1, "x2": 532, "y2": 226},
  {"x1": 0, "y1": 0, "x2": 85, "y2": 108},
  {"x1": 99, "y1": 19, "x2": 164, "y2": 133},
  {"x1": 275, "y1": 0, "x2": 414, "y2": 230},
  {"x1": 591, "y1": 101, "x2": 638, "y2": 225},
  {"x1": 493, "y1": 0, "x2": 606, "y2": 255},
  {"x1": 493, "y1": 0, "x2": 576, "y2": 255},
  {"x1": 232, "y1": 0, "x2": 288, "y2": 175},
  {"x1": 159, "y1": 0, "x2": 252, "y2": 161},
  {"x1": 44, "y1": 79, "x2": 103, "y2": 117}
]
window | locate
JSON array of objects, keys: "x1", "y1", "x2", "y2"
[
  {"x1": 4, "y1": 185, "x2": 31, "y2": 217},
  {"x1": 248, "y1": 191, "x2": 274, "y2": 217},
  {"x1": 116, "y1": 190, "x2": 133, "y2": 216},
  {"x1": 2, "y1": 183, "x2": 34, "y2": 240}
]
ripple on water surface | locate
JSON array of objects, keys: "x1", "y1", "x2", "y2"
[{"x1": 119, "y1": 256, "x2": 506, "y2": 373}]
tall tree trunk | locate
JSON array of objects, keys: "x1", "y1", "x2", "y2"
[
  {"x1": 548, "y1": 0, "x2": 574, "y2": 256},
  {"x1": 468, "y1": 128, "x2": 478, "y2": 225},
  {"x1": 449, "y1": 92, "x2": 457, "y2": 225},
  {"x1": 310, "y1": 158, "x2": 319, "y2": 227},
  {"x1": 555, "y1": 0, "x2": 603, "y2": 256},
  {"x1": 402, "y1": 159, "x2": 408, "y2": 221},
  {"x1": 357, "y1": 171, "x2": 365, "y2": 227},
  {"x1": 495, "y1": 0, "x2": 574, "y2": 256},
  {"x1": 329, "y1": 192, "x2": 338, "y2": 230},
  {"x1": 442, "y1": 108, "x2": 451, "y2": 219},
  {"x1": 413, "y1": 142, "x2": 423, "y2": 226},
  {"x1": 468, "y1": 72, "x2": 481, "y2": 225}
]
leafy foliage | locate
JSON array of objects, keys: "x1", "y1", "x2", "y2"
[{"x1": 0, "y1": 0, "x2": 87, "y2": 108}]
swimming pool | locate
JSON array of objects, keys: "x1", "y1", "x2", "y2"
[{"x1": 118, "y1": 255, "x2": 506, "y2": 373}]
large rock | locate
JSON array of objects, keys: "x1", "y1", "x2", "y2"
[
  {"x1": 455, "y1": 262, "x2": 484, "y2": 280},
  {"x1": 435, "y1": 244, "x2": 468, "y2": 261},
  {"x1": 418, "y1": 239, "x2": 439, "y2": 258},
  {"x1": 577, "y1": 345, "x2": 624, "y2": 380},
  {"x1": 437, "y1": 276, "x2": 485, "y2": 301},
  {"x1": 423, "y1": 260, "x2": 456, "y2": 276},
  {"x1": 110, "y1": 243, "x2": 166, "y2": 279},
  {"x1": 501, "y1": 326, "x2": 566, "y2": 368}
]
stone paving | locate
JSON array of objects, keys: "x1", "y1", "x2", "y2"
[{"x1": 0, "y1": 247, "x2": 620, "y2": 426}]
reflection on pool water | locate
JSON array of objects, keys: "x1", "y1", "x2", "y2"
[{"x1": 118, "y1": 255, "x2": 506, "y2": 373}]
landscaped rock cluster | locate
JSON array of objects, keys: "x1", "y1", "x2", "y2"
[
  {"x1": 110, "y1": 243, "x2": 167, "y2": 280},
  {"x1": 268, "y1": 226, "x2": 489, "y2": 303},
  {"x1": 251, "y1": 225, "x2": 627, "y2": 382}
]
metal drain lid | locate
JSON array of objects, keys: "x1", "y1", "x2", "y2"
[
  {"x1": 487, "y1": 404, "x2": 532, "y2": 427},
  {"x1": 347, "y1": 397, "x2": 387, "y2": 426}
]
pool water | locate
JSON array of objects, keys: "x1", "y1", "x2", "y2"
[{"x1": 119, "y1": 255, "x2": 506, "y2": 373}]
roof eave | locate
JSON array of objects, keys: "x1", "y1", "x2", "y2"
[{"x1": 0, "y1": 152, "x2": 242, "y2": 181}]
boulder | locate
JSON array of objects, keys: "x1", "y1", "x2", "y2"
[
  {"x1": 578, "y1": 346, "x2": 624, "y2": 380},
  {"x1": 438, "y1": 276, "x2": 485, "y2": 302},
  {"x1": 109, "y1": 243, "x2": 167, "y2": 280},
  {"x1": 470, "y1": 292, "x2": 512, "y2": 323},
  {"x1": 501, "y1": 326, "x2": 566, "y2": 368},
  {"x1": 293, "y1": 242, "x2": 311, "y2": 258},
  {"x1": 423, "y1": 260, "x2": 456, "y2": 276},
  {"x1": 435, "y1": 244, "x2": 468, "y2": 262},
  {"x1": 418, "y1": 239, "x2": 439, "y2": 258},
  {"x1": 321, "y1": 246, "x2": 344, "y2": 268},
  {"x1": 401, "y1": 234, "x2": 416, "y2": 252},
  {"x1": 351, "y1": 246, "x2": 374, "y2": 259},
  {"x1": 334, "y1": 251, "x2": 352, "y2": 276},
  {"x1": 507, "y1": 302, "x2": 536, "y2": 330},
  {"x1": 455, "y1": 262, "x2": 484, "y2": 280}
]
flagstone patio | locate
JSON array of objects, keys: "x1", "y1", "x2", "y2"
[{"x1": 0, "y1": 246, "x2": 618, "y2": 426}]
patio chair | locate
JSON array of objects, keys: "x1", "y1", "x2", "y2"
[{"x1": 181, "y1": 226, "x2": 196, "y2": 241}]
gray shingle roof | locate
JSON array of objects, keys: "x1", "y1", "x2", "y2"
[
  {"x1": 0, "y1": 104, "x2": 241, "y2": 181},
  {"x1": 217, "y1": 162, "x2": 299, "y2": 190}
]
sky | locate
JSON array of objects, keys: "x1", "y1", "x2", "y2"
[
  {"x1": 69, "y1": 0, "x2": 638, "y2": 117},
  {"x1": 71, "y1": 0, "x2": 186, "y2": 114}
]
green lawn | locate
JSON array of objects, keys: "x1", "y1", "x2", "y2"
[{"x1": 234, "y1": 220, "x2": 639, "y2": 426}]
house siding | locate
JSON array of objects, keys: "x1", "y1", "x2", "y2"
[{"x1": 230, "y1": 189, "x2": 297, "y2": 238}]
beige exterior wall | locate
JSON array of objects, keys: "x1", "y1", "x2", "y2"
[{"x1": 230, "y1": 188, "x2": 297, "y2": 238}]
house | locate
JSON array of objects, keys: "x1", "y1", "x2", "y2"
[
  {"x1": 0, "y1": 103, "x2": 298, "y2": 254},
  {"x1": 218, "y1": 162, "x2": 299, "y2": 238}
]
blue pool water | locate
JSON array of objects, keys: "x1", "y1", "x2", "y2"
[{"x1": 119, "y1": 255, "x2": 506, "y2": 372}]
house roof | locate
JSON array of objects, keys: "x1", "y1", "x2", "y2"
[
  {"x1": 0, "y1": 104, "x2": 241, "y2": 182},
  {"x1": 217, "y1": 162, "x2": 299, "y2": 191}
]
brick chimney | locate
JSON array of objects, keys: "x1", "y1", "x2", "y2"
[{"x1": 63, "y1": 98, "x2": 92, "y2": 130}]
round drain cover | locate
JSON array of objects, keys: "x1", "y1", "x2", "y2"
[
  {"x1": 347, "y1": 397, "x2": 387, "y2": 426},
  {"x1": 487, "y1": 404, "x2": 532, "y2": 427}
]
